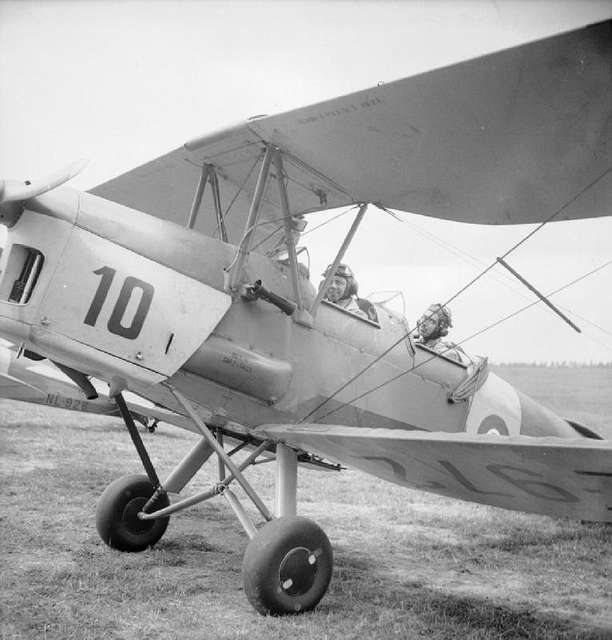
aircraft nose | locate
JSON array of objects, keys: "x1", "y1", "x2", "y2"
[
  {"x1": 0, "y1": 186, "x2": 80, "y2": 347},
  {"x1": 0, "y1": 197, "x2": 25, "y2": 228},
  {"x1": 0, "y1": 160, "x2": 88, "y2": 228}
]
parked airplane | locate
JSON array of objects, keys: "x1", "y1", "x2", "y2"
[{"x1": 0, "y1": 19, "x2": 609, "y2": 615}]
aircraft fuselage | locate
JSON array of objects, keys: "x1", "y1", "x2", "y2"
[{"x1": 0, "y1": 188, "x2": 585, "y2": 442}]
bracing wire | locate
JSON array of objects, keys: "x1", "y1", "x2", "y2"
[
  {"x1": 457, "y1": 259, "x2": 612, "y2": 348},
  {"x1": 301, "y1": 205, "x2": 358, "y2": 237},
  {"x1": 310, "y1": 257, "x2": 612, "y2": 423},
  {"x1": 250, "y1": 204, "x2": 359, "y2": 254},
  {"x1": 380, "y1": 208, "x2": 536, "y2": 302},
  {"x1": 301, "y1": 168, "x2": 612, "y2": 422},
  {"x1": 251, "y1": 224, "x2": 285, "y2": 253},
  {"x1": 212, "y1": 153, "x2": 264, "y2": 239},
  {"x1": 497, "y1": 167, "x2": 612, "y2": 259},
  {"x1": 227, "y1": 203, "x2": 364, "y2": 270},
  {"x1": 382, "y1": 206, "x2": 612, "y2": 340}
]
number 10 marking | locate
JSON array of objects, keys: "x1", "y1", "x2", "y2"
[{"x1": 84, "y1": 266, "x2": 154, "y2": 340}]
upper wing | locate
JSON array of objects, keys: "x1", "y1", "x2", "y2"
[
  {"x1": 258, "y1": 423, "x2": 612, "y2": 522},
  {"x1": 89, "y1": 123, "x2": 353, "y2": 253},
  {"x1": 91, "y1": 20, "x2": 611, "y2": 234}
]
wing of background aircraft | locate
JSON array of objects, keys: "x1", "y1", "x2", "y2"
[
  {"x1": 0, "y1": 345, "x2": 194, "y2": 431},
  {"x1": 259, "y1": 424, "x2": 612, "y2": 522},
  {"x1": 91, "y1": 18, "x2": 611, "y2": 256}
]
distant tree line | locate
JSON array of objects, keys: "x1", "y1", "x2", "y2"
[{"x1": 493, "y1": 361, "x2": 612, "y2": 368}]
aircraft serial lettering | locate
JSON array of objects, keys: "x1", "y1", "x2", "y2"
[
  {"x1": 46, "y1": 393, "x2": 89, "y2": 411},
  {"x1": 297, "y1": 97, "x2": 384, "y2": 125},
  {"x1": 363, "y1": 456, "x2": 582, "y2": 503}
]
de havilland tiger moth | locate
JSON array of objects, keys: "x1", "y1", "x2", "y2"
[{"x1": 0, "y1": 18, "x2": 610, "y2": 615}]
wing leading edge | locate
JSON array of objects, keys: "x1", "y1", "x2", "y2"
[
  {"x1": 92, "y1": 20, "x2": 611, "y2": 232},
  {"x1": 258, "y1": 424, "x2": 612, "y2": 522}
]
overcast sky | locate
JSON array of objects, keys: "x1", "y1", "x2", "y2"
[{"x1": 1, "y1": 0, "x2": 611, "y2": 363}]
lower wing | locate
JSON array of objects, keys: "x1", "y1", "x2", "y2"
[{"x1": 258, "y1": 424, "x2": 612, "y2": 522}]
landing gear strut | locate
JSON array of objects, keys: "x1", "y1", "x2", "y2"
[{"x1": 95, "y1": 389, "x2": 334, "y2": 614}]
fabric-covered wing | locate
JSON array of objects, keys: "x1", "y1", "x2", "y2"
[
  {"x1": 89, "y1": 124, "x2": 352, "y2": 252},
  {"x1": 91, "y1": 20, "x2": 611, "y2": 235},
  {"x1": 259, "y1": 424, "x2": 612, "y2": 522},
  {"x1": 249, "y1": 20, "x2": 611, "y2": 225}
]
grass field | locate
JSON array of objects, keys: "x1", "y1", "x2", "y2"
[{"x1": 1, "y1": 366, "x2": 611, "y2": 639}]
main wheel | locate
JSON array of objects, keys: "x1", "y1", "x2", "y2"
[
  {"x1": 242, "y1": 516, "x2": 333, "y2": 615},
  {"x1": 96, "y1": 474, "x2": 170, "y2": 552}
]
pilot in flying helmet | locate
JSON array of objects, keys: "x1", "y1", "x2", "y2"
[
  {"x1": 321, "y1": 263, "x2": 367, "y2": 317},
  {"x1": 417, "y1": 303, "x2": 452, "y2": 342},
  {"x1": 320, "y1": 263, "x2": 379, "y2": 322},
  {"x1": 416, "y1": 303, "x2": 468, "y2": 363}
]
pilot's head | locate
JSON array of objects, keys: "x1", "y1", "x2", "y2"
[
  {"x1": 417, "y1": 303, "x2": 452, "y2": 340},
  {"x1": 321, "y1": 263, "x2": 358, "y2": 303}
]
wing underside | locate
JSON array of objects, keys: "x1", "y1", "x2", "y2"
[
  {"x1": 91, "y1": 20, "x2": 611, "y2": 235},
  {"x1": 259, "y1": 424, "x2": 612, "y2": 522}
]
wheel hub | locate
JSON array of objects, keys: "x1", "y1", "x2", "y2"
[
  {"x1": 279, "y1": 546, "x2": 318, "y2": 596},
  {"x1": 122, "y1": 497, "x2": 152, "y2": 534}
]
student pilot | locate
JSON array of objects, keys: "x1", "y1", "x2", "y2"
[
  {"x1": 321, "y1": 263, "x2": 376, "y2": 322},
  {"x1": 416, "y1": 303, "x2": 467, "y2": 364}
]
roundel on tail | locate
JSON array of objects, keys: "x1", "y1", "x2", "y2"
[{"x1": 477, "y1": 414, "x2": 509, "y2": 436}]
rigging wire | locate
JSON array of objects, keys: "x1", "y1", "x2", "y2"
[
  {"x1": 456, "y1": 258, "x2": 612, "y2": 348},
  {"x1": 497, "y1": 167, "x2": 612, "y2": 259},
  {"x1": 301, "y1": 205, "x2": 359, "y2": 237},
  {"x1": 251, "y1": 224, "x2": 285, "y2": 253},
  {"x1": 384, "y1": 210, "x2": 536, "y2": 301},
  {"x1": 226, "y1": 203, "x2": 365, "y2": 271},
  {"x1": 212, "y1": 154, "x2": 264, "y2": 239},
  {"x1": 301, "y1": 169, "x2": 612, "y2": 422},
  {"x1": 250, "y1": 204, "x2": 359, "y2": 254},
  {"x1": 566, "y1": 312, "x2": 612, "y2": 341},
  {"x1": 388, "y1": 208, "x2": 612, "y2": 340},
  {"x1": 311, "y1": 257, "x2": 612, "y2": 423},
  {"x1": 223, "y1": 154, "x2": 263, "y2": 218}
]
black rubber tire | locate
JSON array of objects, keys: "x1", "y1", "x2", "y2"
[
  {"x1": 242, "y1": 516, "x2": 333, "y2": 615},
  {"x1": 96, "y1": 474, "x2": 170, "y2": 552}
]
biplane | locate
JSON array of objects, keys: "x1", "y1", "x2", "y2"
[{"x1": 0, "y1": 19, "x2": 610, "y2": 615}]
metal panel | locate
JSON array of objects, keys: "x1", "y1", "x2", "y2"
[
  {"x1": 36, "y1": 227, "x2": 231, "y2": 378},
  {"x1": 184, "y1": 334, "x2": 292, "y2": 404}
]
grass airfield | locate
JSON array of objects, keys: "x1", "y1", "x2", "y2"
[{"x1": 1, "y1": 365, "x2": 611, "y2": 639}]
